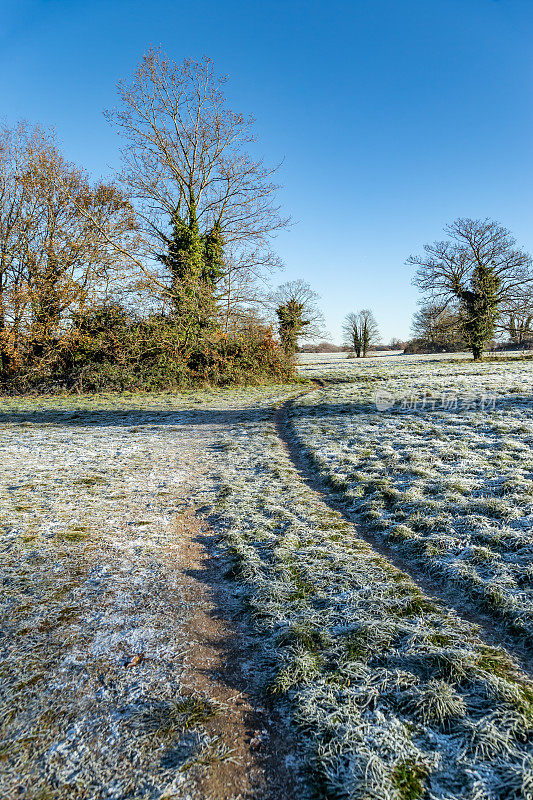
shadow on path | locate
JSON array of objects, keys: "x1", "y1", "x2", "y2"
[{"x1": 1, "y1": 389, "x2": 530, "y2": 429}]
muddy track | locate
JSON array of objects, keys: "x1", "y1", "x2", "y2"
[{"x1": 274, "y1": 383, "x2": 533, "y2": 678}]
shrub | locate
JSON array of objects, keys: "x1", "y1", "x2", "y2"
[{"x1": 0, "y1": 303, "x2": 295, "y2": 393}]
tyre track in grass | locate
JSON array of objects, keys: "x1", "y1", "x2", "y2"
[{"x1": 274, "y1": 383, "x2": 533, "y2": 678}]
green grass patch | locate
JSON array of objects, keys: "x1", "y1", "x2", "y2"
[{"x1": 391, "y1": 759, "x2": 429, "y2": 800}]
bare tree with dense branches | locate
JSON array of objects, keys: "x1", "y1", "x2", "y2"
[
  {"x1": 503, "y1": 287, "x2": 533, "y2": 346},
  {"x1": 343, "y1": 309, "x2": 380, "y2": 357},
  {"x1": 0, "y1": 120, "x2": 136, "y2": 371},
  {"x1": 270, "y1": 279, "x2": 326, "y2": 355},
  {"x1": 407, "y1": 218, "x2": 533, "y2": 360},
  {"x1": 105, "y1": 49, "x2": 287, "y2": 346},
  {"x1": 343, "y1": 312, "x2": 363, "y2": 357},
  {"x1": 410, "y1": 302, "x2": 465, "y2": 351}
]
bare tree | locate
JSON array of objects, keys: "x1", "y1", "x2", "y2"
[
  {"x1": 270, "y1": 279, "x2": 326, "y2": 354},
  {"x1": 0, "y1": 120, "x2": 136, "y2": 368},
  {"x1": 502, "y1": 287, "x2": 533, "y2": 346},
  {"x1": 216, "y1": 244, "x2": 282, "y2": 334},
  {"x1": 342, "y1": 312, "x2": 363, "y2": 357},
  {"x1": 411, "y1": 302, "x2": 465, "y2": 351},
  {"x1": 105, "y1": 49, "x2": 287, "y2": 331},
  {"x1": 343, "y1": 309, "x2": 380, "y2": 357},
  {"x1": 407, "y1": 218, "x2": 533, "y2": 360}
]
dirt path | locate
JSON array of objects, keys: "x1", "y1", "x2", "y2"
[
  {"x1": 274, "y1": 388, "x2": 533, "y2": 678},
  {"x1": 0, "y1": 397, "x2": 303, "y2": 800},
  {"x1": 173, "y1": 508, "x2": 302, "y2": 800}
]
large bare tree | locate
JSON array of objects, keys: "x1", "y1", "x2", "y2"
[
  {"x1": 105, "y1": 49, "x2": 287, "y2": 336},
  {"x1": 407, "y1": 218, "x2": 533, "y2": 360}
]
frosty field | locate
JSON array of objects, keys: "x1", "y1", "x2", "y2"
[
  {"x1": 291, "y1": 354, "x2": 533, "y2": 646},
  {"x1": 1, "y1": 355, "x2": 533, "y2": 799},
  {"x1": 0, "y1": 387, "x2": 302, "y2": 800}
]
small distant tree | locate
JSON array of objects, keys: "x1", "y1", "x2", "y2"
[
  {"x1": 343, "y1": 309, "x2": 380, "y2": 357},
  {"x1": 504, "y1": 288, "x2": 533, "y2": 346},
  {"x1": 271, "y1": 279, "x2": 326, "y2": 355},
  {"x1": 407, "y1": 218, "x2": 533, "y2": 360},
  {"x1": 411, "y1": 302, "x2": 465, "y2": 351}
]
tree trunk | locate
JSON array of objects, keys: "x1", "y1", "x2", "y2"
[{"x1": 472, "y1": 343, "x2": 483, "y2": 361}]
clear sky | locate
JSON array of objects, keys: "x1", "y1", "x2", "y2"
[{"x1": 2, "y1": 0, "x2": 533, "y2": 343}]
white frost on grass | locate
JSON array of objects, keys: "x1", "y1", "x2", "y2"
[
  {"x1": 207, "y1": 402, "x2": 533, "y2": 800},
  {"x1": 291, "y1": 354, "x2": 533, "y2": 643},
  {"x1": 2, "y1": 372, "x2": 532, "y2": 799},
  {"x1": 0, "y1": 387, "x2": 294, "y2": 799}
]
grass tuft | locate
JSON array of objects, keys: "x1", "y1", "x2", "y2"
[{"x1": 391, "y1": 759, "x2": 429, "y2": 800}]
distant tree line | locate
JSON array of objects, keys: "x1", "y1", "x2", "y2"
[{"x1": 299, "y1": 342, "x2": 350, "y2": 353}]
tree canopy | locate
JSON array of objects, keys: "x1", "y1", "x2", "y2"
[{"x1": 106, "y1": 49, "x2": 288, "y2": 335}]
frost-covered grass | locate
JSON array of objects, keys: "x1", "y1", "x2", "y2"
[
  {"x1": 290, "y1": 355, "x2": 533, "y2": 644},
  {"x1": 3, "y1": 371, "x2": 533, "y2": 799},
  {"x1": 297, "y1": 349, "x2": 533, "y2": 381},
  {"x1": 208, "y1": 406, "x2": 533, "y2": 800},
  {"x1": 0, "y1": 386, "x2": 297, "y2": 799}
]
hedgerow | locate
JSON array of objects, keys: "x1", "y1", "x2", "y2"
[{"x1": 0, "y1": 305, "x2": 295, "y2": 393}]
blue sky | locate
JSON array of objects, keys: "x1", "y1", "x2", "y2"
[{"x1": 2, "y1": 0, "x2": 533, "y2": 343}]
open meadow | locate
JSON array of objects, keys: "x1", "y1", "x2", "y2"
[
  {"x1": 294, "y1": 352, "x2": 533, "y2": 643},
  {"x1": 1, "y1": 353, "x2": 532, "y2": 799}
]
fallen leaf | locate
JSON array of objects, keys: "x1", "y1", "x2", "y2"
[{"x1": 126, "y1": 653, "x2": 144, "y2": 668}]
